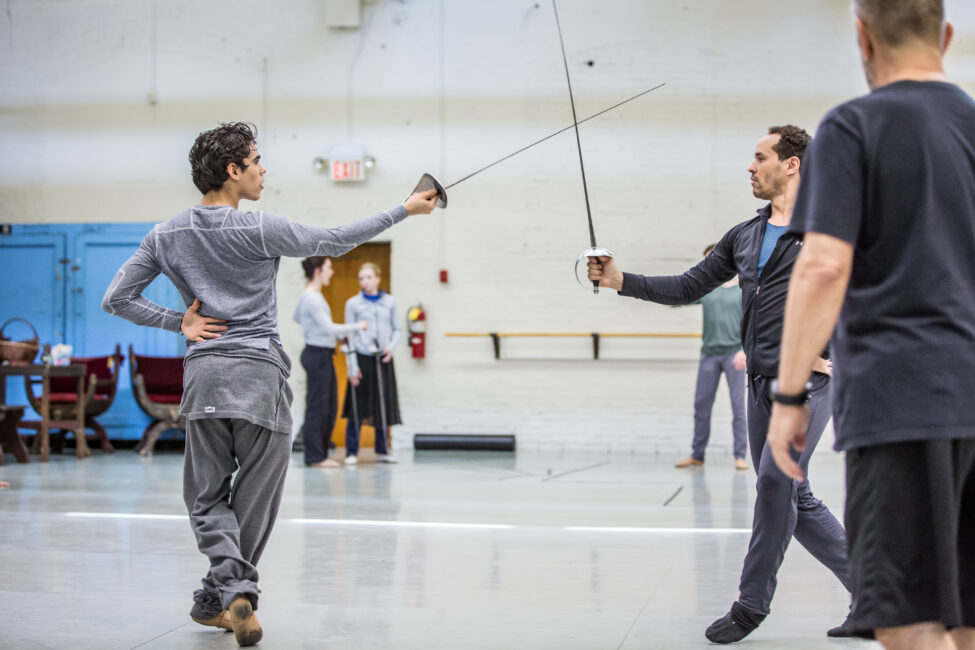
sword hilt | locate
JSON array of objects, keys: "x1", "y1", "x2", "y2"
[{"x1": 576, "y1": 247, "x2": 614, "y2": 294}]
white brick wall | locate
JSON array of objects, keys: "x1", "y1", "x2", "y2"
[{"x1": 0, "y1": 0, "x2": 963, "y2": 452}]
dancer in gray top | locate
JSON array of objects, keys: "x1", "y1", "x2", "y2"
[
  {"x1": 294, "y1": 259, "x2": 365, "y2": 350},
  {"x1": 102, "y1": 122, "x2": 438, "y2": 646},
  {"x1": 341, "y1": 262, "x2": 402, "y2": 464},
  {"x1": 294, "y1": 256, "x2": 366, "y2": 467}
]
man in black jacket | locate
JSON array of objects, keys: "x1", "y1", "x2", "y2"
[{"x1": 588, "y1": 125, "x2": 852, "y2": 644}]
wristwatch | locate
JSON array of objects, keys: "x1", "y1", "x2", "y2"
[{"x1": 770, "y1": 379, "x2": 812, "y2": 406}]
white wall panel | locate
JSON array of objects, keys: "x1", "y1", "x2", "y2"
[{"x1": 1, "y1": 0, "x2": 966, "y2": 453}]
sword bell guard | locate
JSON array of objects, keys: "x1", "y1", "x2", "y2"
[
  {"x1": 409, "y1": 172, "x2": 448, "y2": 209},
  {"x1": 575, "y1": 246, "x2": 614, "y2": 293}
]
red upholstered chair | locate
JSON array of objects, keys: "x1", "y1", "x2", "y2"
[
  {"x1": 129, "y1": 345, "x2": 185, "y2": 456},
  {"x1": 24, "y1": 344, "x2": 123, "y2": 454}
]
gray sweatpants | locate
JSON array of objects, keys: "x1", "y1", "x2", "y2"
[
  {"x1": 183, "y1": 417, "x2": 291, "y2": 618},
  {"x1": 737, "y1": 373, "x2": 852, "y2": 616},
  {"x1": 691, "y1": 351, "x2": 747, "y2": 461}
]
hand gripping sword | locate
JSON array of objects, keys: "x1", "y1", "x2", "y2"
[{"x1": 549, "y1": 0, "x2": 612, "y2": 294}]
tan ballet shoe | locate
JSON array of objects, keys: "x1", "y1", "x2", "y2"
[
  {"x1": 191, "y1": 609, "x2": 232, "y2": 631},
  {"x1": 674, "y1": 456, "x2": 704, "y2": 468},
  {"x1": 734, "y1": 458, "x2": 749, "y2": 470},
  {"x1": 229, "y1": 595, "x2": 263, "y2": 647}
]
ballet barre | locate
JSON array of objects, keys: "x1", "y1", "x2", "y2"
[{"x1": 444, "y1": 332, "x2": 701, "y2": 360}]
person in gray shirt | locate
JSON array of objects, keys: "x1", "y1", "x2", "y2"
[
  {"x1": 675, "y1": 243, "x2": 748, "y2": 470},
  {"x1": 102, "y1": 122, "x2": 438, "y2": 646},
  {"x1": 294, "y1": 256, "x2": 366, "y2": 468},
  {"x1": 341, "y1": 262, "x2": 402, "y2": 464}
]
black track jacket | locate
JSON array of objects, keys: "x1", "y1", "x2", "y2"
[{"x1": 619, "y1": 204, "x2": 819, "y2": 377}]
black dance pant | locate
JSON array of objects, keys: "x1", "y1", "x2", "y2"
[{"x1": 300, "y1": 345, "x2": 337, "y2": 464}]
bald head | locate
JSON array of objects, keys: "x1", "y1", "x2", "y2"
[{"x1": 854, "y1": 0, "x2": 944, "y2": 48}]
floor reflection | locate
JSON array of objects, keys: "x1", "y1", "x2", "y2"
[{"x1": 0, "y1": 449, "x2": 872, "y2": 649}]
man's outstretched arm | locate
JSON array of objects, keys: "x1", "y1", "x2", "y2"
[
  {"x1": 767, "y1": 231, "x2": 853, "y2": 480},
  {"x1": 261, "y1": 190, "x2": 438, "y2": 259},
  {"x1": 587, "y1": 240, "x2": 736, "y2": 306}
]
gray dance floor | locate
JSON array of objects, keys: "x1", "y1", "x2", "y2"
[{"x1": 0, "y1": 446, "x2": 880, "y2": 649}]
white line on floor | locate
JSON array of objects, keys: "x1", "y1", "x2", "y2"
[
  {"x1": 291, "y1": 518, "x2": 516, "y2": 530},
  {"x1": 64, "y1": 512, "x2": 751, "y2": 533},
  {"x1": 565, "y1": 526, "x2": 750, "y2": 534},
  {"x1": 65, "y1": 512, "x2": 187, "y2": 520}
]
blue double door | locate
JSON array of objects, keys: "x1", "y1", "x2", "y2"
[{"x1": 1, "y1": 223, "x2": 183, "y2": 441}]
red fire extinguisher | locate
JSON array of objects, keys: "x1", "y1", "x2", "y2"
[{"x1": 407, "y1": 305, "x2": 426, "y2": 359}]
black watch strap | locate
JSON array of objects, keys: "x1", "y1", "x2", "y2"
[{"x1": 770, "y1": 379, "x2": 811, "y2": 406}]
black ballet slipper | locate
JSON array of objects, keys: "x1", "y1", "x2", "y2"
[{"x1": 705, "y1": 601, "x2": 766, "y2": 644}]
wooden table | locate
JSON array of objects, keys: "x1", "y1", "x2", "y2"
[
  {"x1": 0, "y1": 363, "x2": 88, "y2": 462},
  {"x1": 0, "y1": 405, "x2": 29, "y2": 464}
]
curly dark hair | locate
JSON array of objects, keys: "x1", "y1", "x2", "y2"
[
  {"x1": 768, "y1": 125, "x2": 811, "y2": 167},
  {"x1": 188, "y1": 122, "x2": 257, "y2": 194},
  {"x1": 301, "y1": 256, "x2": 329, "y2": 281}
]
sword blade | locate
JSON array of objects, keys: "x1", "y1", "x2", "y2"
[
  {"x1": 442, "y1": 83, "x2": 665, "y2": 191},
  {"x1": 552, "y1": 0, "x2": 596, "y2": 249}
]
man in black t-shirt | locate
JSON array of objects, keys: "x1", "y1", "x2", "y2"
[{"x1": 769, "y1": 2, "x2": 975, "y2": 648}]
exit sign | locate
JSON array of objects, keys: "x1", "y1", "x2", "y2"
[{"x1": 331, "y1": 159, "x2": 365, "y2": 182}]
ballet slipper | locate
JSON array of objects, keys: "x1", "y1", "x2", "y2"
[
  {"x1": 229, "y1": 595, "x2": 263, "y2": 647},
  {"x1": 191, "y1": 609, "x2": 232, "y2": 632}
]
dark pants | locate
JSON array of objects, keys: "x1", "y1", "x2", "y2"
[
  {"x1": 344, "y1": 352, "x2": 395, "y2": 457},
  {"x1": 345, "y1": 404, "x2": 389, "y2": 456},
  {"x1": 692, "y1": 351, "x2": 747, "y2": 460},
  {"x1": 300, "y1": 345, "x2": 337, "y2": 464},
  {"x1": 183, "y1": 418, "x2": 291, "y2": 618},
  {"x1": 737, "y1": 373, "x2": 852, "y2": 616}
]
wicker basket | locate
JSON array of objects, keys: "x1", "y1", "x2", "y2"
[{"x1": 0, "y1": 317, "x2": 40, "y2": 365}]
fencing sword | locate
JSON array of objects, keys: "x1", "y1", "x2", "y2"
[
  {"x1": 372, "y1": 336, "x2": 390, "y2": 458},
  {"x1": 551, "y1": 0, "x2": 611, "y2": 294},
  {"x1": 412, "y1": 2, "x2": 645, "y2": 294},
  {"x1": 409, "y1": 82, "x2": 665, "y2": 210},
  {"x1": 362, "y1": 298, "x2": 389, "y2": 459},
  {"x1": 345, "y1": 339, "x2": 362, "y2": 457}
]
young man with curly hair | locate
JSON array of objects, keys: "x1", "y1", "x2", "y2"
[
  {"x1": 588, "y1": 125, "x2": 853, "y2": 644},
  {"x1": 103, "y1": 122, "x2": 438, "y2": 646}
]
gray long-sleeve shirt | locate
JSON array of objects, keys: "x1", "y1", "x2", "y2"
[
  {"x1": 344, "y1": 292, "x2": 401, "y2": 377},
  {"x1": 293, "y1": 289, "x2": 360, "y2": 349},
  {"x1": 102, "y1": 203, "x2": 408, "y2": 432},
  {"x1": 103, "y1": 204, "x2": 407, "y2": 353}
]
